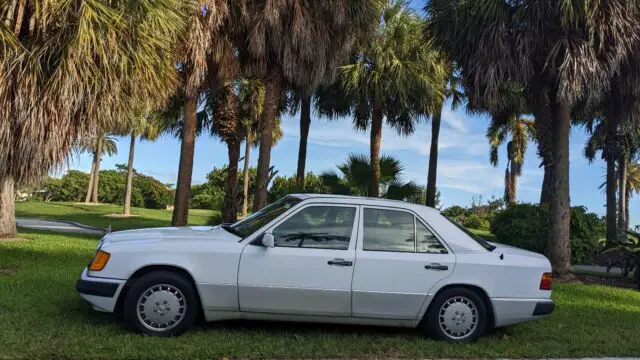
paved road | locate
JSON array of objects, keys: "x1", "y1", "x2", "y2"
[
  {"x1": 16, "y1": 217, "x2": 103, "y2": 235},
  {"x1": 573, "y1": 264, "x2": 623, "y2": 275}
]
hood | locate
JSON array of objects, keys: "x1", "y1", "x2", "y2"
[
  {"x1": 101, "y1": 225, "x2": 240, "y2": 244},
  {"x1": 490, "y1": 242, "x2": 548, "y2": 260}
]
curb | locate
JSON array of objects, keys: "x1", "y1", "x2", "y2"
[{"x1": 16, "y1": 217, "x2": 104, "y2": 233}]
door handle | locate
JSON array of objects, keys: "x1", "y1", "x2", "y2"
[
  {"x1": 425, "y1": 263, "x2": 448, "y2": 271},
  {"x1": 328, "y1": 258, "x2": 353, "y2": 266}
]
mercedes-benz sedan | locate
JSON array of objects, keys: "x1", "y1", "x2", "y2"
[{"x1": 76, "y1": 194, "x2": 554, "y2": 341}]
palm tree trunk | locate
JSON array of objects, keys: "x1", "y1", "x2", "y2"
[
  {"x1": 548, "y1": 99, "x2": 573, "y2": 279},
  {"x1": 617, "y1": 154, "x2": 627, "y2": 232},
  {"x1": 123, "y1": 132, "x2": 136, "y2": 216},
  {"x1": 605, "y1": 154, "x2": 618, "y2": 243},
  {"x1": 426, "y1": 101, "x2": 443, "y2": 207},
  {"x1": 540, "y1": 167, "x2": 552, "y2": 205},
  {"x1": 172, "y1": 96, "x2": 197, "y2": 226},
  {"x1": 532, "y1": 94, "x2": 553, "y2": 206},
  {"x1": 253, "y1": 72, "x2": 282, "y2": 211},
  {"x1": 625, "y1": 187, "x2": 630, "y2": 231},
  {"x1": 91, "y1": 142, "x2": 103, "y2": 203},
  {"x1": 242, "y1": 134, "x2": 252, "y2": 218},
  {"x1": 369, "y1": 104, "x2": 383, "y2": 197},
  {"x1": 222, "y1": 138, "x2": 241, "y2": 223},
  {"x1": 85, "y1": 150, "x2": 98, "y2": 203},
  {"x1": 296, "y1": 94, "x2": 312, "y2": 187},
  {"x1": 0, "y1": 176, "x2": 16, "y2": 238},
  {"x1": 509, "y1": 161, "x2": 518, "y2": 204}
]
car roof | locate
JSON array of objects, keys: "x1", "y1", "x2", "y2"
[{"x1": 290, "y1": 193, "x2": 440, "y2": 214}]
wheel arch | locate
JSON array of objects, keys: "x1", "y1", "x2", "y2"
[
  {"x1": 421, "y1": 283, "x2": 495, "y2": 329},
  {"x1": 114, "y1": 264, "x2": 204, "y2": 320}
]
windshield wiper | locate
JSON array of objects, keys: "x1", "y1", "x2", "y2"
[{"x1": 220, "y1": 223, "x2": 243, "y2": 238}]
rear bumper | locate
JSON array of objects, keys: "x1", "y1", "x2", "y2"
[
  {"x1": 491, "y1": 298, "x2": 554, "y2": 327},
  {"x1": 76, "y1": 268, "x2": 125, "y2": 312}
]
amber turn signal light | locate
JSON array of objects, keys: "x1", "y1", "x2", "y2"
[
  {"x1": 540, "y1": 272, "x2": 552, "y2": 290},
  {"x1": 89, "y1": 250, "x2": 111, "y2": 271}
]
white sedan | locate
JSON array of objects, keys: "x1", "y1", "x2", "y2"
[{"x1": 76, "y1": 194, "x2": 554, "y2": 341}]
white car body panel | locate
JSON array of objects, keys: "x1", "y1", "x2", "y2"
[{"x1": 77, "y1": 194, "x2": 554, "y2": 330}]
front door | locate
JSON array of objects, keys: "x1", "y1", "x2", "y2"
[
  {"x1": 351, "y1": 206, "x2": 455, "y2": 320},
  {"x1": 238, "y1": 204, "x2": 359, "y2": 316}
]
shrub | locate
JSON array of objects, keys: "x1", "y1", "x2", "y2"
[
  {"x1": 490, "y1": 204, "x2": 547, "y2": 253},
  {"x1": 490, "y1": 203, "x2": 605, "y2": 263},
  {"x1": 463, "y1": 214, "x2": 490, "y2": 231}
]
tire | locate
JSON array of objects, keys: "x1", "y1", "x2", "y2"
[
  {"x1": 123, "y1": 271, "x2": 198, "y2": 337},
  {"x1": 422, "y1": 287, "x2": 488, "y2": 342}
]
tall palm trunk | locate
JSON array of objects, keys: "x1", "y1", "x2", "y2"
[
  {"x1": 296, "y1": 94, "x2": 312, "y2": 187},
  {"x1": 617, "y1": 154, "x2": 627, "y2": 232},
  {"x1": 0, "y1": 176, "x2": 16, "y2": 238},
  {"x1": 253, "y1": 72, "x2": 282, "y2": 211},
  {"x1": 532, "y1": 94, "x2": 553, "y2": 206},
  {"x1": 242, "y1": 134, "x2": 252, "y2": 218},
  {"x1": 172, "y1": 97, "x2": 197, "y2": 226},
  {"x1": 426, "y1": 101, "x2": 443, "y2": 207},
  {"x1": 85, "y1": 150, "x2": 98, "y2": 203},
  {"x1": 91, "y1": 142, "x2": 103, "y2": 203},
  {"x1": 369, "y1": 104, "x2": 383, "y2": 197},
  {"x1": 509, "y1": 160, "x2": 518, "y2": 204},
  {"x1": 625, "y1": 187, "x2": 630, "y2": 231},
  {"x1": 123, "y1": 132, "x2": 136, "y2": 216},
  {"x1": 548, "y1": 99, "x2": 572, "y2": 279},
  {"x1": 605, "y1": 154, "x2": 617, "y2": 243},
  {"x1": 222, "y1": 138, "x2": 241, "y2": 223}
]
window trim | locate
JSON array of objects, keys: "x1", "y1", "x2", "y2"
[
  {"x1": 259, "y1": 203, "x2": 360, "y2": 251},
  {"x1": 358, "y1": 205, "x2": 452, "y2": 254}
]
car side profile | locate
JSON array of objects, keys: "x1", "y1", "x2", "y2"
[{"x1": 76, "y1": 194, "x2": 554, "y2": 341}]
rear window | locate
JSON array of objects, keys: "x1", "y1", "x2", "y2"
[{"x1": 444, "y1": 216, "x2": 496, "y2": 251}]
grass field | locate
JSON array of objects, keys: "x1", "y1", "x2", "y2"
[
  {"x1": 1, "y1": 229, "x2": 640, "y2": 359},
  {"x1": 15, "y1": 201, "x2": 220, "y2": 230}
]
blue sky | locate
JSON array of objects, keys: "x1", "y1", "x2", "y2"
[{"x1": 66, "y1": 100, "x2": 638, "y2": 227}]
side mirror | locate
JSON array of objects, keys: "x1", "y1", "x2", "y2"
[{"x1": 261, "y1": 233, "x2": 275, "y2": 248}]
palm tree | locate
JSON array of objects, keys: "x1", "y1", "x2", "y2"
[
  {"x1": 427, "y1": 0, "x2": 640, "y2": 278},
  {"x1": 81, "y1": 133, "x2": 118, "y2": 204},
  {"x1": 338, "y1": 1, "x2": 445, "y2": 197},
  {"x1": 0, "y1": 0, "x2": 188, "y2": 237},
  {"x1": 122, "y1": 116, "x2": 163, "y2": 216},
  {"x1": 238, "y1": 0, "x2": 382, "y2": 211},
  {"x1": 320, "y1": 154, "x2": 420, "y2": 200},
  {"x1": 487, "y1": 116, "x2": 535, "y2": 205},
  {"x1": 236, "y1": 79, "x2": 283, "y2": 217},
  {"x1": 426, "y1": 66, "x2": 463, "y2": 207}
]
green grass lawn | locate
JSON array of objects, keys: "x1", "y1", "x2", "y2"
[
  {"x1": 1, "y1": 230, "x2": 640, "y2": 359},
  {"x1": 15, "y1": 201, "x2": 220, "y2": 230}
]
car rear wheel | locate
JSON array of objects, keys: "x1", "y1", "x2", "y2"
[
  {"x1": 123, "y1": 271, "x2": 198, "y2": 336},
  {"x1": 422, "y1": 288, "x2": 488, "y2": 342}
]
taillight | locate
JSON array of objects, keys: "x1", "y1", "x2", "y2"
[{"x1": 540, "y1": 272, "x2": 552, "y2": 290}]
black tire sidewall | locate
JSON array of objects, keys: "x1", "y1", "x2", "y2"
[
  {"x1": 123, "y1": 271, "x2": 198, "y2": 337},
  {"x1": 424, "y1": 288, "x2": 488, "y2": 342}
]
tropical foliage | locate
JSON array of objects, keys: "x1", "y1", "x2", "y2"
[{"x1": 320, "y1": 154, "x2": 420, "y2": 201}]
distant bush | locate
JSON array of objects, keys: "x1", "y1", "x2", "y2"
[
  {"x1": 463, "y1": 214, "x2": 490, "y2": 231},
  {"x1": 491, "y1": 203, "x2": 605, "y2": 263},
  {"x1": 39, "y1": 169, "x2": 171, "y2": 209}
]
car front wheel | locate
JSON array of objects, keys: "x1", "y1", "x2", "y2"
[
  {"x1": 123, "y1": 271, "x2": 198, "y2": 336},
  {"x1": 423, "y1": 287, "x2": 488, "y2": 342}
]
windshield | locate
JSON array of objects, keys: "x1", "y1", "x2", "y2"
[
  {"x1": 444, "y1": 216, "x2": 496, "y2": 251},
  {"x1": 228, "y1": 196, "x2": 302, "y2": 238}
]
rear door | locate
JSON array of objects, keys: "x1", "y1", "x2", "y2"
[
  {"x1": 238, "y1": 204, "x2": 359, "y2": 316},
  {"x1": 351, "y1": 206, "x2": 455, "y2": 320}
]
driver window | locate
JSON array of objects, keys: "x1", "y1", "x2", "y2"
[{"x1": 272, "y1": 206, "x2": 356, "y2": 250}]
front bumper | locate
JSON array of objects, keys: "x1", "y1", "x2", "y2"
[
  {"x1": 491, "y1": 298, "x2": 554, "y2": 327},
  {"x1": 76, "y1": 268, "x2": 126, "y2": 312}
]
